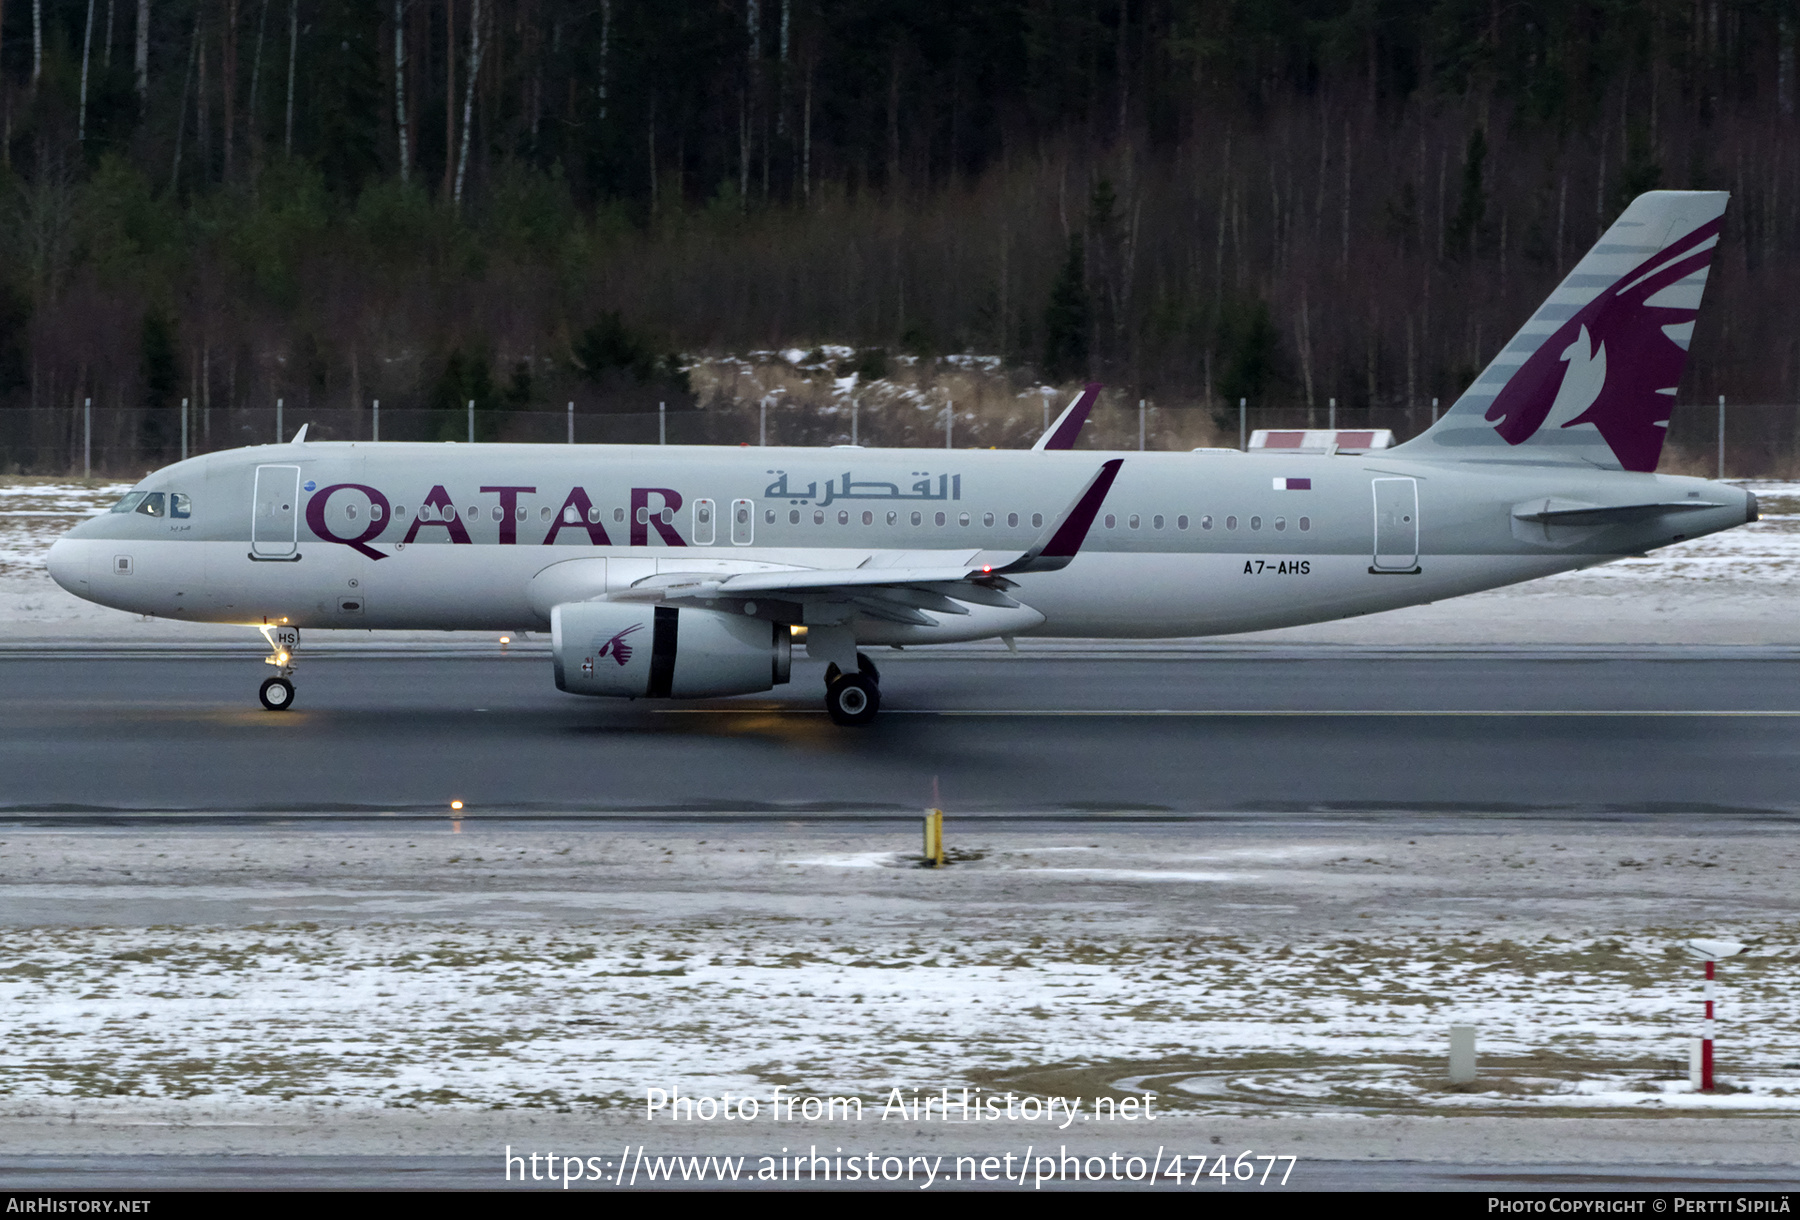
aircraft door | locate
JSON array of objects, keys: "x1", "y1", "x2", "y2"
[
  {"x1": 692, "y1": 498, "x2": 717, "y2": 545},
  {"x1": 730, "y1": 498, "x2": 754, "y2": 545},
  {"x1": 1370, "y1": 477, "x2": 1420, "y2": 572},
  {"x1": 252, "y1": 465, "x2": 302, "y2": 557}
]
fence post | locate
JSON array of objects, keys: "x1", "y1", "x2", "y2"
[
  {"x1": 946, "y1": 400, "x2": 953, "y2": 449},
  {"x1": 567, "y1": 401, "x2": 574, "y2": 444},
  {"x1": 83, "y1": 398, "x2": 91, "y2": 480},
  {"x1": 760, "y1": 399, "x2": 768, "y2": 446},
  {"x1": 659, "y1": 401, "x2": 666, "y2": 444},
  {"x1": 1329, "y1": 396, "x2": 1337, "y2": 430},
  {"x1": 852, "y1": 399, "x2": 859, "y2": 446},
  {"x1": 276, "y1": 398, "x2": 283, "y2": 443},
  {"x1": 372, "y1": 399, "x2": 380, "y2": 442},
  {"x1": 1239, "y1": 398, "x2": 1246, "y2": 451},
  {"x1": 1431, "y1": 396, "x2": 1439, "y2": 424},
  {"x1": 1139, "y1": 399, "x2": 1146, "y2": 451},
  {"x1": 1718, "y1": 395, "x2": 1726, "y2": 479},
  {"x1": 181, "y1": 397, "x2": 189, "y2": 461},
  {"x1": 467, "y1": 399, "x2": 475, "y2": 444}
]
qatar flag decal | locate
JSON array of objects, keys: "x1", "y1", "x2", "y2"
[{"x1": 1273, "y1": 477, "x2": 1312, "y2": 491}]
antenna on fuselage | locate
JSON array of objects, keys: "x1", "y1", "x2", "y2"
[{"x1": 291, "y1": 424, "x2": 309, "y2": 444}]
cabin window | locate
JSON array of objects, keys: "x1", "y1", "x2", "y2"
[
  {"x1": 1177, "y1": 515, "x2": 1189, "y2": 530},
  {"x1": 368, "y1": 503, "x2": 382, "y2": 521},
  {"x1": 614, "y1": 508, "x2": 625, "y2": 523},
  {"x1": 1152, "y1": 514, "x2": 1164, "y2": 529},
  {"x1": 809, "y1": 509, "x2": 821, "y2": 524},
  {"x1": 564, "y1": 506, "x2": 581, "y2": 524},
  {"x1": 838, "y1": 510, "x2": 849, "y2": 525},
  {"x1": 491, "y1": 506, "x2": 503, "y2": 521},
  {"x1": 935, "y1": 512, "x2": 946, "y2": 526},
  {"x1": 171, "y1": 493, "x2": 192, "y2": 518},
  {"x1": 1032, "y1": 513, "x2": 1044, "y2": 528},
  {"x1": 466, "y1": 505, "x2": 479, "y2": 520},
  {"x1": 1225, "y1": 516, "x2": 1237, "y2": 530},
  {"x1": 765, "y1": 509, "x2": 776, "y2": 524},
  {"x1": 1128, "y1": 514, "x2": 1140, "y2": 529},
  {"x1": 862, "y1": 510, "x2": 873, "y2": 525},
  {"x1": 959, "y1": 512, "x2": 971, "y2": 526},
  {"x1": 520, "y1": 506, "x2": 531, "y2": 521},
  {"x1": 911, "y1": 511, "x2": 923, "y2": 526},
  {"x1": 1250, "y1": 516, "x2": 1262, "y2": 530},
  {"x1": 344, "y1": 504, "x2": 358, "y2": 520},
  {"x1": 697, "y1": 504, "x2": 712, "y2": 525},
  {"x1": 1274, "y1": 517, "x2": 1286, "y2": 531},
  {"x1": 1299, "y1": 516, "x2": 1311, "y2": 531},
  {"x1": 1104, "y1": 514, "x2": 1116, "y2": 529},
  {"x1": 1008, "y1": 513, "x2": 1019, "y2": 528},
  {"x1": 1201, "y1": 515, "x2": 1213, "y2": 529},
  {"x1": 637, "y1": 507, "x2": 650, "y2": 524},
  {"x1": 983, "y1": 512, "x2": 995, "y2": 527},
  {"x1": 887, "y1": 510, "x2": 898, "y2": 525},
  {"x1": 394, "y1": 505, "x2": 408, "y2": 518},
  {"x1": 789, "y1": 509, "x2": 801, "y2": 524},
  {"x1": 660, "y1": 508, "x2": 673, "y2": 524},
  {"x1": 587, "y1": 507, "x2": 602, "y2": 523}
]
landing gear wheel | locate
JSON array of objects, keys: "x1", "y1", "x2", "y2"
[
  {"x1": 855, "y1": 652, "x2": 881, "y2": 684},
  {"x1": 259, "y1": 676, "x2": 296, "y2": 711},
  {"x1": 824, "y1": 670, "x2": 880, "y2": 726}
]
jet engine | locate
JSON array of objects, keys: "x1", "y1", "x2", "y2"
[{"x1": 551, "y1": 602, "x2": 791, "y2": 698}]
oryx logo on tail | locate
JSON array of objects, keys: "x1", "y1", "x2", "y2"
[{"x1": 1484, "y1": 213, "x2": 1724, "y2": 471}]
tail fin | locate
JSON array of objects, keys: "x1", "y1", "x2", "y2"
[{"x1": 1394, "y1": 190, "x2": 1728, "y2": 472}]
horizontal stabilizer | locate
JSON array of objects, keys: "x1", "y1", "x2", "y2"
[{"x1": 1511, "y1": 497, "x2": 1727, "y2": 525}]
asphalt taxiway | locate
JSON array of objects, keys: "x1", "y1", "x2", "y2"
[{"x1": 5, "y1": 643, "x2": 1800, "y2": 815}]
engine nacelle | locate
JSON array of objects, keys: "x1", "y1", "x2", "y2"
[{"x1": 551, "y1": 602, "x2": 791, "y2": 698}]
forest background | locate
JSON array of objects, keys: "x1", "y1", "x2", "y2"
[{"x1": 1, "y1": 0, "x2": 1797, "y2": 470}]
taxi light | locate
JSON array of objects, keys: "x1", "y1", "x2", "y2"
[
  {"x1": 499, "y1": 635, "x2": 511, "y2": 645},
  {"x1": 450, "y1": 800, "x2": 464, "y2": 811}
]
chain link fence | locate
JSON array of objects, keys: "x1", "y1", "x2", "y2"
[{"x1": 1, "y1": 399, "x2": 1794, "y2": 480}]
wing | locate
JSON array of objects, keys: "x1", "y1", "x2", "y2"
[
  {"x1": 615, "y1": 459, "x2": 1124, "y2": 627},
  {"x1": 1032, "y1": 383, "x2": 1103, "y2": 450}
]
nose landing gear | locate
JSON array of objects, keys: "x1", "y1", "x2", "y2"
[
  {"x1": 256, "y1": 624, "x2": 299, "y2": 711},
  {"x1": 823, "y1": 654, "x2": 881, "y2": 726}
]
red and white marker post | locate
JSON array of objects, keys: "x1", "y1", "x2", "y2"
[{"x1": 1684, "y1": 938, "x2": 1746, "y2": 1093}]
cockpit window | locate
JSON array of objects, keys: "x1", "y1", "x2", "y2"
[
  {"x1": 134, "y1": 493, "x2": 166, "y2": 517},
  {"x1": 109, "y1": 492, "x2": 147, "y2": 514},
  {"x1": 170, "y1": 493, "x2": 191, "y2": 519}
]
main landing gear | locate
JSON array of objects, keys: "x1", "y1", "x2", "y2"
[
  {"x1": 824, "y1": 653, "x2": 881, "y2": 727},
  {"x1": 257, "y1": 624, "x2": 299, "y2": 711}
]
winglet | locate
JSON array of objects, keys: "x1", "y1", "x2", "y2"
[
  {"x1": 989, "y1": 458, "x2": 1123, "y2": 574},
  {"x1": 1032, "y1": 383, "x2": 1103, "y2": 450}
]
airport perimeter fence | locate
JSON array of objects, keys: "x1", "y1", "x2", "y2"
[{"x1": 0, "y1": 397, "x2": 1793, "y2": 480}]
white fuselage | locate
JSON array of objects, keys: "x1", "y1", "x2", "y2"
[{"x1": 47, "y1": 441, "x2": 1753, "y2": 641}]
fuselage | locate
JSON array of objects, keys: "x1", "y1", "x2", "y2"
[{"x1": 46, "y1": 440, "x2": 1755, "y2": 640}]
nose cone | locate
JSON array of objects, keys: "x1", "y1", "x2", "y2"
[{"x1": 46, "y1": 536, "x2": 88, "y2": 594}]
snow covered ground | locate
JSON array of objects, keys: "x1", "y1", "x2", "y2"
[
  {"x1": 3, "y1": 480, "x2": 1799, "y2": 645},
  {"x1": 0, "y1": 823, "x2": 1795, "y2": 1129}
]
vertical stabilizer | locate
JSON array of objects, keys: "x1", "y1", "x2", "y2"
[{"x1": 1394, "y1": 191, "x2": 1728, "y2": 471}]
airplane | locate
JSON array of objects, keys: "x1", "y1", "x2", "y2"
[{"x1": 46, "y1": 190, "x2": 1755, "y2": 725}]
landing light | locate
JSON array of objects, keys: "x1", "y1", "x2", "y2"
[
  {"x1": 499, "y1": 635, "x2": 511, "y2": 645},
  {"x1": 450, "y1": 800, "x2": 464, "y2": 811}
]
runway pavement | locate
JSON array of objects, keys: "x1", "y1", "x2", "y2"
[{"x1": 4, "y1": 643, "x2": 1800, "y2": 815}]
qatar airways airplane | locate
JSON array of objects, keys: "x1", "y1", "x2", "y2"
[{"x1": 47, "y1": 191, "x2": 1755, "y2": 724}]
